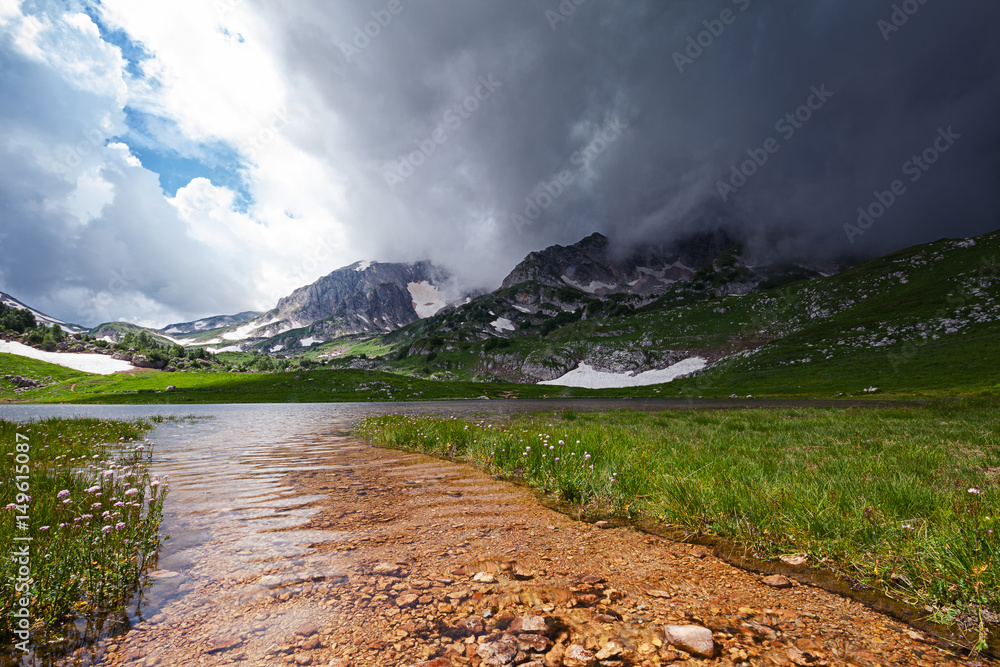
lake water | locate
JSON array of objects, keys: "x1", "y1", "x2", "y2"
[{"x1": 0, "y1": 398, "x2": 890, "y2": 665}]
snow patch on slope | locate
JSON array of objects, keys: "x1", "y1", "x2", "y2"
[
  {"x1": 407, "y1": 281, "x2": 446, "y2": 318},
  {"x1": 491, "y1": 317, "x2": 515, "y2": 332},
  {"x1": 355, "y1": 260, "x2": 373, "y2": 271},
  {"x1": 0, "y1": 341, "x2": 134, "y2": 375},
  {"x1": 222, "y1": 317, "x2": 281, "y2": 341},
  {"x1": 538, "y1": 357, "x2": 707, "y2": 389},
  {"x1": 560, "y1": 276, "x2": 616, "y2": 293},
  {"x1": 299, "y1": 337, "x2": 321, "y2": 346}
]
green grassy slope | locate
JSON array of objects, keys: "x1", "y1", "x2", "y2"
[{"x1": 340, "y1": 230, "x2": 1000, "y2": 397}]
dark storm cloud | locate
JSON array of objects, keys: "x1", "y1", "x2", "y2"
[{"x1": 257, "y1": 0, "x2": 1000, "y2": 283}]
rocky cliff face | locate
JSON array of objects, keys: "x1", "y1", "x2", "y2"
[
  {"x1": 273, "y1": 261, "x2": 445, "y2": 327},
  {"x1": 214, "y1": 260, "x2": 457, "y2": 349},
  {"x1": 500, "y1": 231, "x2": 734, "y2": 295}
]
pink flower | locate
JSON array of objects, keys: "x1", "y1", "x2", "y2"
[
  {"x1": 57, "y1": 490, "x2": 70, "y2": 500},
  {"x1": 968, "y1": 488, "x2": 981, "y2": 494},
  {"x1": 125, "y1": 488, "x2": 138, "y2": 497},
  {"x1": 115, "y1": 522, "x2": 126, "y2": 531},
  {"x1": 102, "y1": 525, "x2": 113, "y2": 534},
  {"x1": 39, "y1": 526, "x2": 49, "y2": 531}
]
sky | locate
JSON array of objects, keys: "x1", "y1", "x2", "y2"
[{"x1": 1, "y1": 0, "x2": 998, "y2": 328}]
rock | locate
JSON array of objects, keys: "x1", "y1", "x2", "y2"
[
  {"x1": 509, "y1": 616, "x2": 550, "y2": 636},
  {"x1": 457, "y1": 616, "x2": 485, "y2": 635},
  {"x1": 476, "y1": 635, "x2": 518, "y2": 666},
  {"x1": 512, "y1": 564, "x2": 535, "y2": 580},
  {"x1": 562, "y1": 644, "x2": 597, "y2": 667},
  {"x1": 373, "y1": 563, "x2": 403, "y2": 576},
  {"x1": 473, "y1": 571, "x2": 496, "y2": 583},
  {"x1": 516, "y1": 634, "x2": 552, "y2": 652},
  {"x1": 595, "y1": 642, "x2": 624, "y2": 660},
  {"x1": 594, "y1": 520, "x2": 611, "y2": 529},
  {"x1": 205, "y1": 635, "x2": 242, "y2": 653},
  {"x1": 662, "y1": 625, "x2": 715, "y2": 659},
  {"x1": 780, "y1": 554, "x2": 807, "y2": 566},
  {"x1": 164, "y1": 385, "x2": 177, "y2": 391},
  {"x1": 111, "y1": 352, "x2": 132, "y2": 361},
  {"x1": 410, "y1": 659, "x2": 450, "y2": 667},
  {"x1": 5, "y1": 375, "x2": 42, "y2": 388},
  {"x1": 294, "y1": 654, "x2": 314, "y2": 665},
  {"x1": 131, "y1": 354, "x2": 166, "y2": 370},
  {"x1": 396, "y1": 593, "x2": 419, "y2": 607},
  {"x1": 437, "y1": 602, "x2": 454, "y2": 613},
  {"x1": 326, "y1": 660, "x2": 350, "y2": 667},
  {"x1": 763, "y1": 574, "x2": 793, "y2": 589},
  {"x1": 543, "y1": 644, "x2": 564, "y2": 667},
  {"x1": 294, "y1": 622, "x2": 319, "y2": 637}
]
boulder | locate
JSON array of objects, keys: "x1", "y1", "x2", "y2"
[
  {"x1": 662, "y1": 624, "x2": 715, "y2": 658},
  {"x1": 132, "y1": 354, "x2": 166, "y2": 370}
]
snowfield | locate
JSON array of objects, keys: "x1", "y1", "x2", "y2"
[
  {"x1": 491, "y1": 317, "x2": 515, "y2": 332},
  {"x1": 407, "y1": 281, "x2": 446, "y2": 318},
  {"x1": 0, "y1": 341, "x2": 135, "y2": 375},
  {"x1": 538, "y1": 357, "x2": 707, "y2": 389}
]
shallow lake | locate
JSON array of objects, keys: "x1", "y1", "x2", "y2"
[{"x1": 0, "y1": 398, "x2": 895, "y2": 665}]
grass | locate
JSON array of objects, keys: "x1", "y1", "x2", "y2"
[
  {"x1": 0, "y1": 353, "x2": 91, "y2": 401},
  {"x1": 356, "y1": 397, "x2": 1000, "y2": 649},
  {"x1": 5, "y1": 363, "x2": 610, "y2": 404},
  {"x1": 0, "y1": 418, "x2": 168, "y2": 645}
]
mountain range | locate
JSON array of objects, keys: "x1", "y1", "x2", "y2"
[{"x1": 3, "y1": 227, "x2": 998, "y2": 394}]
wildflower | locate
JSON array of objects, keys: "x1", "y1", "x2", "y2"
[
  {"x1": 969, "y1": 488, "x2": 981, "y2": 494},
  {"x1": 102, "y1": 525, "x2": 113, "y2": 534},
  {"x1": 91, "y1": 503, "x2": 102, "y2": 510},
  {"x1": 57, "y1": 490, "x2": 70, "y2": 500},
  {"x1": 63, "y1": 499, "x2": 72, "y2": 504},
  {"x1": 4, "y1": 503, "x2": 17, "y2": 511},
  {"x1": 584, "y1": 453, "x2": 591, "y2": 460},
  {"x1": 114, "y1": 502, "x2": 125, "y2": 507},
  {"x1": 554, "y1": 458, "x2": 560, "y2": 462},
  {"x1": 103, "y1": 470, "x2": 114, "y2": 478},
  {"x1": 558, "y1": 440, "x2": 564, "y2": 445},
  {"x1": 86, "y1": 486, "x2": 101, "y2": 494},
  {"x1": 39, "y1": 526, "x2": 50, "y2": 531},
  {"x1": 116, "y1": 522, "x2": 126, "y2": 531},
  {"x1": 589, "y1": 465, "x2": 594, "y2": 469},
  {"x1": 125, "y1": 488, "x2": 139, "y2": 496},
  {"x1": 59, "y1": 523, "x2": 66, "y2": 528},
  {"x1": 81, "y1": 514, "x2": 93, "y2": 520}
]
